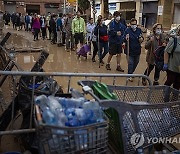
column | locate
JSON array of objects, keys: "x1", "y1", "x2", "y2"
[
  {"x1": 157, "y1": 0, "x2": 174, "y2": 29},
  {"x1": 135, "y1": 0, "x2": 143, "y2": 25},
  {"x1": 100, "y1": 0, "x2": 104, "y2": 17}
]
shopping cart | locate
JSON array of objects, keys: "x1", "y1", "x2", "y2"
[
  {"x1": 0, "y1": 71, "x2": 151, "y2": 153},
  {"x1": 35, "y1": 99, "x2": 109, "y2": 154},
  {"x1": 78, "y1": 80, "x2": 180, "y2": 154}
]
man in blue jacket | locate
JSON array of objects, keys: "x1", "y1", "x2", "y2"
[
  {"x1": 106, "y1": 11, "x2": 126, "y2": 72},
  {"x1": 124, "y1": 18, "x2": 144, "y2": 81}
]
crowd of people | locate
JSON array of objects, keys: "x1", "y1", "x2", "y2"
[{"x1": 3, "y1": 10, "x2": 180, "y2": 90}]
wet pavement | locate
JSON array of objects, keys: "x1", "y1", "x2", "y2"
[{"x1": 3, "y1": 26, "x2": 167, "y2": 85}]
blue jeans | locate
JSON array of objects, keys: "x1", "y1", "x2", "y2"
[
  {"x1": 128, "y1": 55, "x2": 140, "y2": 74},
  {"x1": 98, "y1": 42, "x2": 108, "y2": 62}
]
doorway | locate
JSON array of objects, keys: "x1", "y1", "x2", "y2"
[{"x1": 26, "y1": 5, "x2": 40, "y2": 14}]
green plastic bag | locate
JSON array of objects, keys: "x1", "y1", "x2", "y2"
[{"x1": 92, "y1": 81, "x2": 118, "y2": 100}]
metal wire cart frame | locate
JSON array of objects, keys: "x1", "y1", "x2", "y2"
[{"x1": 78, "y1": 80, "x2": 180, "y2": 154}]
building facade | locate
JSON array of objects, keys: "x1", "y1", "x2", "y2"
[
  {"x1": 0, "y1": 0, "x2": 74, "y2": 15},
  {"x1": 95, "y1": 0, "x2": 179, "y2": 29}
]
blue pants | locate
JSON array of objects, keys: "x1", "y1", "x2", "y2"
[
  {"x1": 128, "y1": 55, "x2": 140, "y2": 74},
  {"x1": 98, "y1": 42, "x2": 108, "y2": 62}
]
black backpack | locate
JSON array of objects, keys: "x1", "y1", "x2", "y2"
[
  {"x1": 154, "y1": 46, "x2": 166, "y2": 70},
  {"x1": 154, "y1": 37, "x2": 177, "y2": 70}
]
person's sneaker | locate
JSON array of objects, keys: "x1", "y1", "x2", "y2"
[
  {"x1": 116, "y1": 66, "x2": 124, "y2": 72},
  {"x1": 142, "y1": 78, "x2": 147, "y2": 86},
  {"x1": 127, "y1": 77, "x2": 133, "y2": 82},
  {"x1": 153, "y1": 81, "x2": 159, "y2": 85},
  {"x1": 106, "y1": 64, "x2": 111, "y2": 70}
]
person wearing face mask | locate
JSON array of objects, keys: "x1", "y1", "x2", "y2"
[
  {"x1": 86, "y1": 17, "x2": 95, "y2": 55},
  {"x1": 46, "y1": 12, "x2": 51, "y2": 40},
  {"x1": 72, "y1": 11, "x2": 86, "y2": 52},
  {"x1": 106, "y1": 11, "x2": 126, "y2": 72},
  {"x1": 123, "y1": 18, "x2": 144, "y2": 82},
  {"x1": 40, "y1": 15, "x2": 47, "y2": 40},
  {"x1": 94, "y1": 18, "x2": 109, "y2": 65},
  {"x1": 142, "y1": 23, "x2": 166, "y2": 85},
  {"x1": 163, "y1": 28, "x2": 180, "y2": 90},
  {"x1": 49, "y1": 14, "x2": 57, "y2": 44},
  {"x1": 56, "y1": 13, "x2": 63, "y2": 47},
  {"x1": 64, "y1": 13, "x2": 73, "y2": 52},
  {"x1": 32, "y1": 13, "x2": 41, "y2": 41}
]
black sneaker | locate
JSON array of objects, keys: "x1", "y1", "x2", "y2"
[
  {"x1": 116, "y1": 66, "x2": 124, "y2": 72},
  {"x1": 142, "y1": 78, "x2": 147, "y2": 86},
  {"x1": 106, "y1": 64, "x2": 111, "y2": 70}
]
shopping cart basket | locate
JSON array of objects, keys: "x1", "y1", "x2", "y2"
[
  {"x1": 78, "y1": 80, "x2": 180, "y2": 153},
  {"x1": 35, "y1": 102, "x2": 109, "y2": 154}
]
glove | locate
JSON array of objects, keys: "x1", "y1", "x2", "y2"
[{"x1": 163, "y1": 63, "x2": 168, "y2": 71}]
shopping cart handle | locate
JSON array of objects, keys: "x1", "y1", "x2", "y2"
[{"x1": 82, "y1": 86, "x2": 92, "y2": 93}]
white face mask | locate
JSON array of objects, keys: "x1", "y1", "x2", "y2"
[
  {"x1": 131, "y1": 25, "x2": 137, "y2": 31},
  {"x1": 156, "y1": 29, "x2": 162, "y2": 35},
  {"x1": 116, "y1": 16, "x2": 120, "y2": 21}
]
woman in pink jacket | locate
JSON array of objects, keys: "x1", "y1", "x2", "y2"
[{"x1": 32, "y1": 13, "x2": 41, "y2": 41}]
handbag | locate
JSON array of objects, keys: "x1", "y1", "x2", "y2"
[{"x1": 100, "y1": 35, "x2": 109, "y2": 42}]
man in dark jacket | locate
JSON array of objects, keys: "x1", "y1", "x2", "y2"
[
  {"x1": 40, "y1": 15, "x2": 47, "y2": 40},
  {"x1": 106, "y1": 11, "x2": 126, "y2": 72},
  {"x1": 3, "y1": 11, "x2": 10, "y2": 25},
  {"x1": 124, "y1": 18, "x2": 144, "y2": 82},
  {"x1": 49, "y1": 14, "x2": 57, "y2": 44},
  {"x1": 94, "y1": 18, "x2": 109, "y2": 65},
  {"x1": 25, "y1": 13, "x2": 30, "y2": 31},
  {"x1": 11, "y1": 12, "x2": 16, "y2": 29}
]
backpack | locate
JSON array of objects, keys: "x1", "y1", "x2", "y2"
[
  {"x1": 154, "y1": 46, "x2": 166, "y2": 70},
  {"x1": 154, "y1": 37, "x2": 177, "y2": 70}
]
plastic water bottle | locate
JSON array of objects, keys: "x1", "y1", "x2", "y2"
[
  {"x1": 73, "y1": 97, "x2": 86, "y2": 108},
  {"x1": 83, "y1": 101, "x2": 103, "y2": 123},
  {"x1": 75, "y1": 129, "x2": 87, "y2": 150},
  {"x1": 75, "y1": 108, "x2": 87, "y2": 125},
  {"x1": 84, "y1": 109, "x2": 94, "y2": 124},
  {"x1": 35, "y1": 95, "x2": 49, "y2": 110},
  {"x1": 65, "y1": 108, "x2": 79, "y2": 127},
  {"x1": 42, "y1": 107, "x2": 57, "y2": 125},
  {"x1": 58, "y1": 97, "x2": 76, "y2": 109},
  {"x1": 55, "y1": 109, "x2": 68, "y2": 126},
  {"x1": 48, "y1": 96, "x2": 62, "y2": 113}
]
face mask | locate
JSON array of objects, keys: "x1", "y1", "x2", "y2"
[
  {"x1": 156, "y1": 29, "x2": 162, "y2": 35},
  {"x1": 116, "y1": 16, "x2": 120, "y2": 21},
  {"x1": 131, "y1": 25, "x2": 137, "y2": 31}
]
